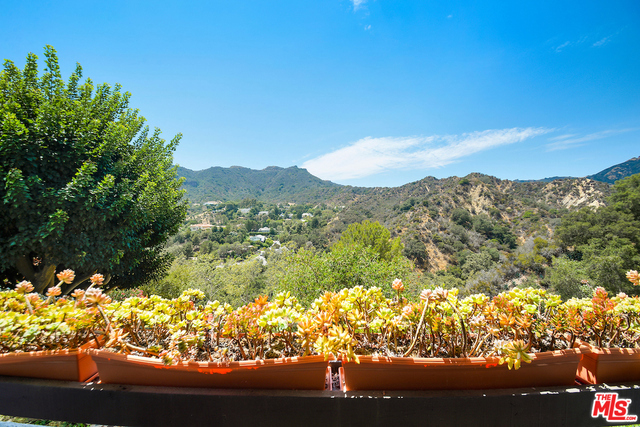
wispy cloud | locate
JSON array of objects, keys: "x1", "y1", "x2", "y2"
[
  {"x1": 302, "y1": 128, "x2": 550, "y2": 181},
  {"x1": 593, "y1": 35, "x2": 613, "y2": 47},
  {"x1": 364, "y1": 24, "x2": 371, "y2": 31},
  {"x1": 352, "y1": 0, "x2": 366, "y2": 11},
  {"x1": 555, "y1": 41, "x2": 571, "y2": 53},
  {"x1": 548, "y1": 134, "x2": 578, "y2": 141},
  {"x1": 554, "y1": 33, "x2": 617, "y2": 52},
  {"x1": 546, "y1": 128, "x2": 638, "y2": 151}
]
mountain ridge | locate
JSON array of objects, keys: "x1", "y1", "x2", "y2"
[
  {"x1": 177, "y1": 156, "x2": 639, "y2": 204},
  {"x1": 177, "y1": 165, "x2": 343, "y2": 203}
]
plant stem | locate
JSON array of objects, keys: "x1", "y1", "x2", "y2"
[
  {"x1": 447, "y1": 301, "x2": 468, "y2": 357},
  {"x1": 404, "y1": 302, "x2": 430, "y2": 357}
]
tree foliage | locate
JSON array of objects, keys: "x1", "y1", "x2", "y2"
[
  {"x1": 332, "y1": 220, "x2": 403, "y2": 262},
  {"x1": 555, "y1": 174, "x2": 640, "y2": 294},
  {"x1": 271, "y1": 245, "x2": 415, "y2": 306},
  {"x1": 544, "y1": 257, "x2": 591, "y2": 301},
  {"x1": 0, "y1": 46, "x2": 186, "y2": 293},
  {"x1": 451, "y1": 208, "x2": 472, "y2": 229}
]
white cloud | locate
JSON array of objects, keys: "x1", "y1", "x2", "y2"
[
  {"x1": 553, "y1": 33, "x2": 616, "y2": 52},
  {"x1": 548, "y1": 134, "x2": 577, "y2": 141},
  {"x1": 546, "y1": 128, "x2": 638, "y2": 151},
  {"x1": 364, "y1": 24, "x2": 371, "y2": 31},
  {"x1": 352, "y1": 0, "x2": 366, "y2": 11},
  {"x1": 302, "y1": 127, "x2": 550, "y2": 181},
  {"x1": 593, "y1": 35, "x2": 613, "y2": 47}
]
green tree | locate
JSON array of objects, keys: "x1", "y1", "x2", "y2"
[
  {"x1": 183, "y1": 242, "x2": 194, "y2": 259},
  {"x1": 199, "y1": 239, "x2": 214, "y2": 255},
  {"x1": 271, "y1": 245, "x2": 415, "y2": 306},
  {"x1": 555, "y1": 174, "x2": 640, "y2": 294},
  {"x1": 461, "y1": 251, "x2": 495, "y2": 279},
  {"x1": 544, "y1": 257, "x2": 591, "y2": 300},
  {"x1": 143, "y1": 255, "x2": 268, "y2": 307},
  {"x1": 492, "y1": 224, "x2": 517, "y2": 249},
  {"x1": 332, "y1": 220, "x2": 403, "y2": 262},
  {"x1": 451, "y1": 208, "x2": 472, "y2": 229},
  {"x1": 472, "y1": 214, "x2": 494, "y2": 238},
  {"x1": 403, "y1": 237, "x2": 428, "y2": 269},
  {"x1": 0, "y1": 47, "x2": 186, "y2": 294}
]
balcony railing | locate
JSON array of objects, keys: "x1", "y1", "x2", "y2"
[{"x1": 1, "y1": 375, "x2": 640, "y2": 426}]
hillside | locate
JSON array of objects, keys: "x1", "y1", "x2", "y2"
[
  {"x1": 587, "y1": 156, "x2": 640, "y2": 183},
  {"x1": 177, "y1": 165, "x2": 343, "y2": 203},
  {"x1": 180, "y1": 167, "x2": 614, "y2": 273},
  {"x1": 320, "y1": 174, "x2": 612, "y2": 271},
  {"x1": 176, "y1": 160, "x2": 640, "y2": 274}
]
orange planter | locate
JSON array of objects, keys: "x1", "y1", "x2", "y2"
[
  {"x1": 576, "y1": 344, "x2": 640, "y2": 384},
  {"x1": 342, "y1": 349, "x2": 583, "y2": 390},
  {"x1": 0, "y1": 342, "x2": 98, "y2": 382},
  {"x1": 89, "y1": 350, "x2": 329, "y2": 390}
]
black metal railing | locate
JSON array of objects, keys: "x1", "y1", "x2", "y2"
[{"x1": 1, "y1": 375, "x2": 639, "y2": 427}]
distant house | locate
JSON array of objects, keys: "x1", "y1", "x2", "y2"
[
  {"x1": 238, "y1": 208, "x2": 251, "y2": 215},
  {"x1": 302, "y1": 212, "x2": 313, "y2": 218},
  {"x1": 190, "y1": 223, "x2": 214, "y2": 232},
  {"x1": 258, "y1": 211, "x2": 270, "y2": 217},
  {"x1": 258, "y1": 227, "x2": 270, "y2": 233},
  {"x1": 204, "y1": 201, "x2": 221, "y2": 207},
  {"x1": 249, "y1": 235, "x2": 266, "y2": 243}
]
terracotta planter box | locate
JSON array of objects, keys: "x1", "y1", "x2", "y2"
[
  {"x1": 576, "y1": 344, "x2": 640, "y2": 384},
  {"x1": 89, "y1": 350, "x2": 329, "y2": 390},
  {"x1": 0, "y1": 343, "x2": 98, "y2": 382},
  {"x1": 342, "y1": 349, "x2": 583, "y2": 390}
]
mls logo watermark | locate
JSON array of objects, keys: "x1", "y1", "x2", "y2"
[{"x1": 592, "y1": 392, "x2": 637, "y2": 422}]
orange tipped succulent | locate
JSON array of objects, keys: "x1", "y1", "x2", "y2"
[
  {"x1": 15, "y1": 281, "x2": 34, "y2": 294},
  {"x1": 85, "y1": 288, "x2": 112, "y2": 306},
  {"x1": 90, "y1": 273, "x2": 105, "y2": 287},
  {"x1": 420, "y1": 289, "x2": 434, "y2": 303},
  {"x1": 56, "y1": 269, "x2": 75, "y2": 285},
  {"x1": 46, "y1": 286, "x2": 62, "y2": 297}
]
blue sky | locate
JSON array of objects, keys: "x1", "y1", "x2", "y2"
[{"x1": 2, "y1": 0, "x2": 639, "y2": 187}]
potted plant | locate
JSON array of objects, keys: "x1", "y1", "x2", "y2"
[
  {"x1": 309, "y1": 282, "x2": 584, "y2": 390},
  {"x1": 88, "y1": 290, "x2": 329, "y2": 389},
  {"x1": 573, "y1": 271, "x2": 640, "y2": 384},
  {"x1": 0, "y1": 271, "x2": 109, "y2": 382}
]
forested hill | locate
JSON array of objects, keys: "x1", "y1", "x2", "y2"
[
  {"x1": 514, "y1": 156, "x2": 640, "y2": 183},
  {"x1": 177, "y1": 165, "x2": 344, "y2": 203},
  {"x1": 587, "y1": 156, "x2": 640, "y2": 183}
]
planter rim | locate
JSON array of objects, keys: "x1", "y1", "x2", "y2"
[
  {"x1": 88, "y1": 349, "x2": 329, "y2": 369},
  {"x1": 344, "y1": 348, "x2": 584, "y2": 366},
  {"x1": 0, "y1": 348, "x2": 81, "y2": 360},
  {"x1": 0, "y1": 339, "x2": 99, "y2": 360},
  {"x1": 574, "y1": 339, "x2": 640, "y2": 355}
]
